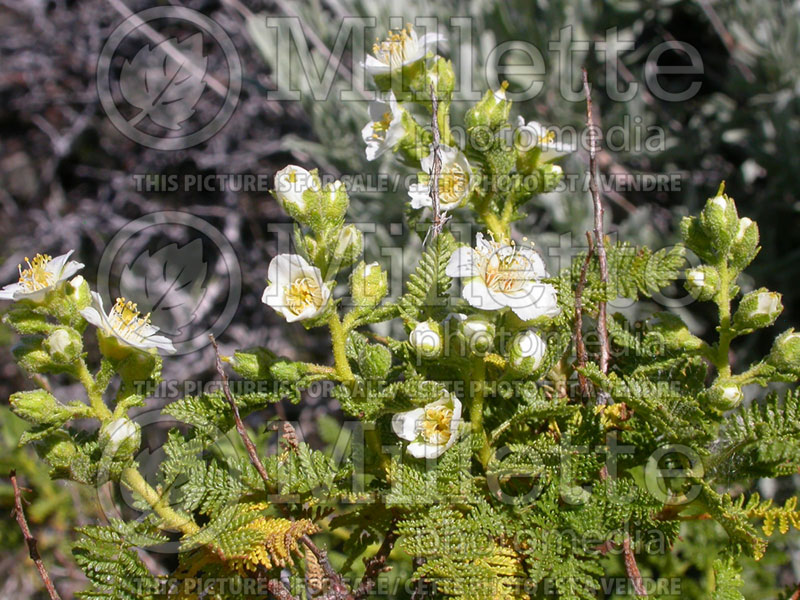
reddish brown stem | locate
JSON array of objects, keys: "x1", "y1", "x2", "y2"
[
  {"x1": 582, "y1": 68, "x2": 611, "y2": 400},
  {"x1": 10, "y1": 470, "x2": 62, "y2": 600},
  {"x1": 574, "y1": 231, "x2": 595, "y2": 396},
  {"x1": 623, "y1": 535, "x2": 647, "y2": 597},
  {"x1": 354, "y1": 522, "x2": 399, "y2": 599}
]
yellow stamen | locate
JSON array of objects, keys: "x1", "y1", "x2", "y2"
[
  {"x1": 421, "y1": 405, "x2": 453, "y2": 445},
  {"x1": 17, "y1": 254, "x2": 54, "y2": 292},
  {"x1": 284, "y1": 277, "x2": 323, "y2": 316},
  {"x1": 372, "y1": 24, "x2": 416, "y2": 70},
  {"x1": 109, "y1": 297, "x2": 151, "y2": 340},
  {"x1": 439, "y1": 164, "x2": 468, "y2": 205}
]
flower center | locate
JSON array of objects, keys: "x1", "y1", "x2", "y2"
[
  {"x1": 439, "y1": 164, "x2": 468, "y2": 205},
  {"x1": 18, "y1": 254, "x2": 54, "y2": 292},
  {"x1": 370, "y1": 111, "x2": 393, "y2": 141},
  {"x1": 420, "y1": 405, "x2": 453, "y2": 445},
  {"x1": 483, "y1": 245, "x2": 535, "y2": 294},
  {"x1": 285, "y1": 277, "x2": 323, "y2": 316},
  {"x1": 109, "y1": 298, "x2": 151, "y2": 341},
  {"x1": 372, "y1": 25, "x2": 416, "y2": 70},
  {"x1": 539, "y1": 130, "x2": 556, "y2": 145}
]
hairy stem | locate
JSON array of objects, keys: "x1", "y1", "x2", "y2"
[
  {"x1": 329, "y1": 312, "x2": 355, "y2": 384},
  {"x1": 715, "y1": 259, "x2": 733, "y2": 377},
  {"x1": 121, "y1": 467, "x2": 199, "y2": 536},
  {"x1": 470, "y1": 358, "x2": 492, "y2": 467},
  {"x1": 76, "y1": 359, "x2": 111, "y2": 420}
]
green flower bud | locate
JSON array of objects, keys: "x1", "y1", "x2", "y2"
[
  {"x1": 733, "y1": 289, "x2": 782, "y2": 332},
  {"x1": 323, "y1": 180, "x2": 350, "y2": 221},
  {"x1": 12, "y1": 337, "x2": 52, "y2": 373},
  {"x1": 269, "y1": 359, "x2": 303, "y2": 383},
  {"x1": 461, "y1": 315, "x2": 495, "y2": 354},
  {"x1": 685, "y1": 266, "x2": 720, "y2": 301},
  {"x1": 465, "y1": 84, "x2": 511, "y2": 131},
  {"x1": 332, "y1": 224, "x2": 363, "y2": 269},
  {"x1": 43, "y1": 327, "x2": 83, "y2": 364},
  {"x1": 698, "y1": 187, "x2": 738, "y2": 252},
  {"x1": 729, "y1": 217, "x2": 760, "y2": 272},
  {"x1": 508, "y1": 329, "x2": 547, "y2": 375},
  {"x1": 232, "y1": 347, "x2": 277, "y2": 380},
  {"x1": 409, "y1": 320, "x2": 443, "y2": 358},
  {"x1": 350, "y1": 261, "x2": 388, "y2": 309},
  {"x1": 539, "y1": 164, "x2": 563, "y2": 193},
  {"x1": 680, "y1": 216, "x2": 716, "y2": 264},
  {"x1": 273, "y1": 165, "x2": 320, "y2": 222},
  {"x1": 767, "y1": 329, "x2": 800, "y2": 375},
  {"x1": 67, "y1": 275, "x2": 91, "y2": 310},
  {"x1": 706, "y1": 384, "x2": 743, "y2": 411},
  {"x1": 361, "y1": 344, "x2": 392, "y2": 380},
  {"x1": 35, "y1": 431, "x2": 79, "y2": 476},
  {"x1": 650, "y1": 313, "x2": 705, "y2": 352},
  {"x1": 427, "y1": 56, "x2": 455, "y2": 97},
  {"x1": 10, "y1": 390, "x2": 71, "y2": 425},
  {"x1": 99, "y1": 418, "x2": 141, "y2": 460}
]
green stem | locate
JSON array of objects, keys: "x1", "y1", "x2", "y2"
[
  {"x1": 329, "y1": 312, "x2": 355, "y2": 384},
  {"x1": 715, "y1": 260, "x2": 733, "y2": 377},
  {"x1": 76, "y1": 359, "x2": 112, "y2": 420},
  {"x1": 121, "y1": 467, "x2": 199, "y2": 536},
  {"x1": 469, "y1": 358, "x2": 492, "y2": 467}
]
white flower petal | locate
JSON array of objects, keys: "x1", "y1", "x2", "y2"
[
  {"x1": 508, "y1": 283, "x2": 561, "y2": 321},
  {"x1": 446, "y1": 246, "x2": 479, "y2": 278},
  {"x1": 0, "y1": 283, "x2": 21, "y2": 300},
  {"x1": 462, "y1": 278, "x2": 505, "y2": 311},
  {"x1": 392, "y1": 408, "x2": 425, "y2": 442}
]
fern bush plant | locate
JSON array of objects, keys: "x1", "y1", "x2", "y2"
[{"x1": 4, "y1": 24, "x2": 800, "y2": 600}]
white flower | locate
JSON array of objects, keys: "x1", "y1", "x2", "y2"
[
  {"x1": 409, "y1": 145, "x2": 473, "y2": 211},
  {"x1": 262, "y1": 254, "x2": 331, "y2": 323},
  {"x1": 755, "y1": 292, "x2": 781, "y2": 316},
  {"x1": 100, "y1": 418, "x2": 141, "y2": 457},
  {"x1": 364, "y1": 24, "x2": 445, "y2": 76},
  {"x1": 720, "y1": 385, "x2": 743, "y2": 405},
  {"x1": 274, "y1": 165, "x2": 318, "y2": 212},
  {"x1": 735, "y1": 217, "x2": 753, "y2": 241},
  {"x1": 392, "y1": 391, "x2": 462, "y2": 459},
  {"x1": 446, "y1": 233, "x2": 560, "y2": 321},
  {"x1": 81, "y1": 293, "x2": 176, "y2": 354},
  {"x1": 509, "y1": 329, "x2": 547, "y2": 371},
  {"x1": 515, "y1": 116, "x2": 576, "y2": 162},
  {"x1": 0, "y1": 251, "x2": 84, "y2": 302},
  {"x1": 409, "y1": 321, "x2": 442, "y2": 358},
  {"x1": 362, "y1": 92, "x2": 405, "y2": 161}
]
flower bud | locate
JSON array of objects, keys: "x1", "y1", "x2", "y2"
[
  {"x1": 460, "y1": 315, "x2": 495, "y2": 354},
  {"x1": 427, "y1": 56, "x2": 455, "y2": 97},
  {"x1": 332, "y1": 224, "x2": 363, "y2": 269},
  {"x1": 685, "y1": 266, "x2": 719, "y2": 302},
  {"x1": 650, "y1": 312, "x2": 705, "y2": 352},
  {"x1": 699, "y1": 188, "x2": 738, "y2": 251},
  {"x1": 361, "y1": 343, "x2": 392, "y2": 379},
  {"x1": 508, "y1": 329, "x2": 546, "y2": 375},
  {"x1": 43, "y1": 327, "x2": 82, "y2": 364},
  {"x1": 729, "y1": 217, "x2": 760, "y2": 272},
  {"x1": 35, "y1": 431, "x2": 79, "y2": 476},
  {"x1": 539, "y1": 164, "x2": 563, "y2": 193},
  {"x1": 67, "y1": 275, "x2": 91, "y2": 310},
  {"x1": 10, "y1": 390, "x2": 70, "y2": 425},
  {"x1": 767, "y1": 329, "x2": 800, "y2": 375},
  {"x1": 323, "y1": 180, "x2": 349, "y2": 221},
  {"x1": 733, "y1": 289, "x2": 782, "y2": 332},
  {"x1": 465, "y1": 84, "x2": 511, "y2": 131},
  {"x1": 232, "y1": 347, "x2": 277, "y2": 380},
  {"x1": 99, "y1": 418, "x2": 141, "y2": 460},
  {"x1": 706, "y1": 384, "x2": 743, "y2": 411},
  {"x1": 273, "y1": 165, "x2": 319, "y2": 221},
  {"x1": 409, "y1": 320, "x2": 443, "y2": 358},
  {"x1": 350, "y1": 261, "x2": 388, "y2": 309}
]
